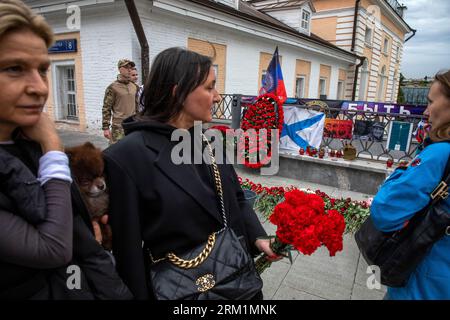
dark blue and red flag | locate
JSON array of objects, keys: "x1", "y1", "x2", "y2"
[{"x1": 259, "y1": 46, "x2": 287, "y2": 105}]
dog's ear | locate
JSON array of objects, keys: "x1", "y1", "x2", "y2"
[
  {"x1": 65, "y1": 147, "x2": 75, "y2": 162},
  {"x1": 83, "y1": 142, "x2": 96, "y2": 149}
]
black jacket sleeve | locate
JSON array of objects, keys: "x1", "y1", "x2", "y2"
[{"x1": 104, "y1": 154, "x2": 150, "y2": 300}]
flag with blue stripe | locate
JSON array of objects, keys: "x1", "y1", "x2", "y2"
[{"x1": 280, "y1": 106, "x2": 325, "y2": 151}]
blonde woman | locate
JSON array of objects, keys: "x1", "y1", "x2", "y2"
[
  {"x1": 0, "y1": 0, "x2": 131, "y2": 300},
  {"x1": 371, "y1": 70, "x2": 450, "y2": 299},
  {"x1": 0, "y1": 0, "x2": 73, "y2": 299}
]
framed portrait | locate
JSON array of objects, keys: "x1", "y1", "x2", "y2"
[
  {"x1": 323, "y1": 119, "x2": 353, "y2": 140},
  {"x1": 353, "y1": 120, "x2": 384, "y2": 142}
]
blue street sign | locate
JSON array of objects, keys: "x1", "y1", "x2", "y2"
[{"x1": 48, "y1": 39, "x2": 77, "y2": 53}]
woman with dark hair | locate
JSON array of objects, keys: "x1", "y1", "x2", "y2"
[
  {"x1": 370, "y1": 69, "x2": 450, "y2": 299},
  {"x1": 104, "y1": 47, "x2": 278, "y2": 300}
]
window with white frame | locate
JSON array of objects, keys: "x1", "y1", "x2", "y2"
[
  {"x1": 391, "y1": 71, "x2": 398, "y2": 102},
  {"x1": 337, "y1": 81, "x2": 345, "y2": 100},
  {"x1": 53, "y1": 61, "x2": 78, "y2": 121},
  {"x1": 301, "y1": 10, "x2": 311, "y2": 30},
  {"x1": 295, "y1": 76, "x2": 306, "y2": 98},
  {"x1": 319, "y1": 78, "x2": 327, "y2": 98},
  {"x1": 377, "y1": 66, "x2": 387, "y2": 101},
  {"x1": 364, "y1": 27, "x2": 373, "y2": 46},
  {"x1": 213, "y1": 64, "x2": 219, "y2": 78},
  {"x1": 383, "y1": 38, "x2": 389, "y2": 54},
  {"x1": 359, "y1": 59, "x2": 369, "y2": 100}
]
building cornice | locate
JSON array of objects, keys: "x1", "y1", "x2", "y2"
[
  {"x1": 28, "y1": 0, "x2": 115, "y2": 13},
  {"x1": 179, "y1": 0, "x2": 358, "y2": 63},
  {"x1": 377, "y1": 0, "x2": 413, "y2": 34}
]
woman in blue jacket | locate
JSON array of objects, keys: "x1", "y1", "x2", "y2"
[{"x1": 371, "y1": 69, "x2": 450, "y2": 299}]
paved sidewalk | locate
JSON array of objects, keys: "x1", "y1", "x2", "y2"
[{"x1": 59, "y1": 129, "x2": 386, "y2": 300}]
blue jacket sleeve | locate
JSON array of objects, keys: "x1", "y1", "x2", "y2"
[{"x1": 370, "y1": 142, "x2": 450, "y2": 232}]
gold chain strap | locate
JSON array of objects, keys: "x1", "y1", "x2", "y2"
[
  {"x1": 150, "y1": 134, "x2": 226, "y2": 269},
  {"x1": 166, "y1": 233, "x2": 216, "y2": 268}
]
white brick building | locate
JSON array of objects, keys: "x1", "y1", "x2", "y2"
[{"x1": 26, "y1": 0, "x2": 359, "y2": 133}]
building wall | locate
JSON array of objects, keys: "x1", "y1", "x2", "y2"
[
  {"x1": 310, "y1": 16, "x2": 338, "y2": 43},
  {"x1": 319, "y1": 64, "x2": 332, "y2": 97},
  {"x1": 312, "y1": 0, "x2": 355, "y2": 11},
  {"x1": 258, "y1": 51, "x2": 284, "y2": 90},
  {"x1": 294, "y1": 59, "x2": 311, "y2": 97},
  {"x1": 142, "y1": 3, "x2": 351, "y2": 98},
  {"x1": 310, "y1": 7, "x2": 355, "y2": 99},
  {"x1": 187, "y1": 38, "x2": 227, "y2": 94},
  {"x1": 338, "y1": 68, "x2": 347, "y2": 99},
  {"x1": 311, "y1": 0, "x2": 408, "y2": 103},
  {"x1": 42, "y1": 2, "x2": 135, "y2": 133},
  {"x1": 36, "y1": 0, "x2": 355, "y2": 133},
  {"x1": 261, "y1": 8, "x2": 301, "y2": 31}
]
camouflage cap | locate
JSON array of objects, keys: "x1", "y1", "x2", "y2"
[{"x1": 117, "y1": 59, "x2": 135, "y2": 69}]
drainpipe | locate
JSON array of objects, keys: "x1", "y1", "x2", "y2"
[
  {"x1": 352, "y1": 56, "x2": 366, "y2": 101},
  {"x1": 124, "y1": 0, "x2": 149, "y2": 83},
  {"x1": 351, "y1": 0, "x2": 361, "y2": 52},
  {"x1": 351, "y1": 0, "x2": 362, "y2": 100},
  {"x1": 404, "y1": 29, "x2": 416, "y2": 43}
]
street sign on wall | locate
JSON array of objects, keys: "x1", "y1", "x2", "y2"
[{"x1": 48, "y1": 39, "x2": 77, "y2": 54}]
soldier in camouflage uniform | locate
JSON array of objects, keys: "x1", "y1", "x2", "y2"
[{"x1": 102, "y1": 59, "x2": 139, "y2": 144}]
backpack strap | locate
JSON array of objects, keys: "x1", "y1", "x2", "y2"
[{"x1": 430, "y1": 149, "x2": 450, "y2": 204}]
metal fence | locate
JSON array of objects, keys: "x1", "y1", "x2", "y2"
[
  {"x1": 312, "y1": 105, "x2": 425, "y2": 162},
  {"x1": 212, "y1": 94, "x2": 427, "y2": 163},
  {"x1": 211, "y1": 94, "x2": 234, "y2": 121}
]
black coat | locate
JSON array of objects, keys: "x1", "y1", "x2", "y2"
[{"x1": 103, "y1": 118, "x2": 267, "y2": 300}]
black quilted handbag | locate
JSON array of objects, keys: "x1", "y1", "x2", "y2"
[
  {"x1": 149, "y1": 134, "x2": 263, "y2": 300},
  {"x1": 355, "y1": 159, "x2": 450, "y2": 287}
]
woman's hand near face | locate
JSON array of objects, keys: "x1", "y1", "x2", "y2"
[{"x1": 21, "y1": 112, "x2": 63, "y2": 153}]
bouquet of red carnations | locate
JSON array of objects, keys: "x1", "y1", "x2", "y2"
[{"x1": 255, "y1": 189, "x2": 346, "y2": 274}]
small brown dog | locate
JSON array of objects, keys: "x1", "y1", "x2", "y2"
[{"x1": 66, "y1": 142, "x2": 112, "y2": 250}]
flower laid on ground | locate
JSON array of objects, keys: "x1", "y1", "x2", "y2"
[
  {"x1": 239, "y1": 177, "x2": 371, "y2": 234},
  {"x1": 239, "y1": 93, "x2": 284, "y2": 169},
  {"x1": 254, "y1": 189, "x2": 346, "y2": 274}
]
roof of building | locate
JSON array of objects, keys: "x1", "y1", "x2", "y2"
[
  {"x1": 384, "y1": 0, "x2": 414, "y2": 32},
  {"x1": 186, "y1": 0, "x2": 359, "y2": 60},
  {"x1": 247, "y1": 0, "x2": 316, "y2": 12}
]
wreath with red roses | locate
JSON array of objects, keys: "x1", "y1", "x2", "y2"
[{"x1": 239, "y1": 93, "x2": 284, "y2": 169}]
